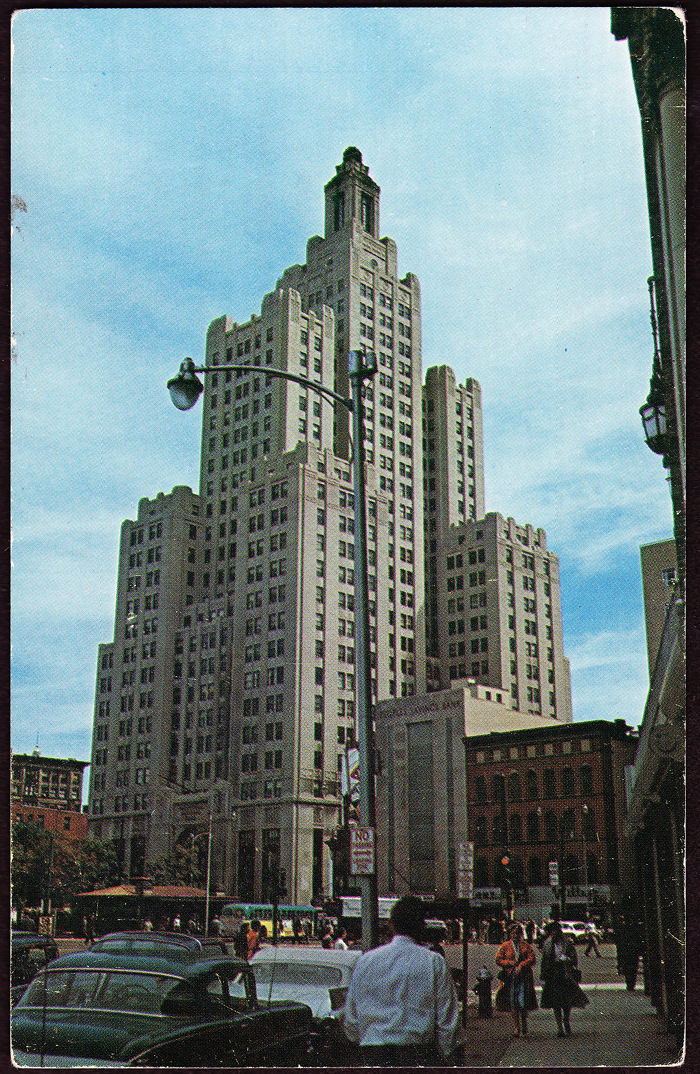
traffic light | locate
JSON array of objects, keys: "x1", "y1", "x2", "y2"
[
  {"x1": 500, "y1": 853, "x2": 512, "y2": 890},
  {"x1": 277, "y1": 869, "x2": 287, "y2": 899}
]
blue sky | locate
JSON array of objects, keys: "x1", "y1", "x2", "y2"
[{"x1": 11, "y1": 8, "x2": 674, "y2": 765}]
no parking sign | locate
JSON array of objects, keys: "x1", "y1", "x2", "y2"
[{"x1": 350, "y1": 826, "x2": 375, "y2": 875}]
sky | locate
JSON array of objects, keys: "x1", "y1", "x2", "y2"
[{"x1": 11, "y1": 7, "x2": 675, "y2": 768}]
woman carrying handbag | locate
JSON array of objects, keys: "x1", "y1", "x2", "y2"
[
  {"x1": 539, "y1": 920, "x2": 589, "y2": 1036},
  {"x1": 494, "y1": 922, "x2": 538, "y2": 1037}
]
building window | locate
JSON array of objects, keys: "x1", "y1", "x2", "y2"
[
  {"x1": 527, "y1": 811, "x2": 540, "y2": 843},
  {"x1": 562, "y1": 766, "x2": 575, "y2": 797},
  {"x1": 580, "y1": 764, "x2": 593, "y2": 795}
]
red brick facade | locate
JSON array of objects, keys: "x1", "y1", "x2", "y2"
[{"x1": 464, "y1": 719, "x2": 637, "y2": 905}]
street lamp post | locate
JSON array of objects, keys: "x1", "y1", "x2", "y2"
[
  {"x1": 190, "y1": 808, "x2": 213, "y2": 936},
  {"x1": 581, "y1": 804, "x2": 589, "y2": 918},
  {"x1": 168, "y1": 351, "x2": 380, "y2": 950}
]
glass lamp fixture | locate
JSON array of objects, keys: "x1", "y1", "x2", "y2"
[{"x1": 167, "y1": 357, "x2": 204, "y2": 410}]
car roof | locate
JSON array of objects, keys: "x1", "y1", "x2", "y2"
[
  {"x1": 12, "y1": 933, "x2": 56, "y2": 950},
  {"x1": 250, "y1": 947, "x2": 361, "y2": 969},
  {"x1": 92, "y1": 931, "x2": 204, "y2": 948},
  {"x1": 43, "y1": 951, "x2": 250, "y2": 980}
]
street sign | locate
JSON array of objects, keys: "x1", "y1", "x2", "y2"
[
  {"x1": 350, "y1": 826, "x2": 375, "y2": 875},
  {"x1": 457, "y1": 841, "x2": 474, "y2": 899},
  {"x1": 548, "y1": 860, "x2": 559, "y2": 886}
]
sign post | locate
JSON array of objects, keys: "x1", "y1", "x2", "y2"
[
  {"x1": 350, "y1": 827, "x2": 376, "y2": 877},
  {"x1": 458, "y1": 841, "x2": 474, "y2": 1024}
]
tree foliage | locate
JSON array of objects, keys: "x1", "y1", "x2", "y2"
[{"x1": 11, "y1": 820, "x2": 121, "y2": 909}]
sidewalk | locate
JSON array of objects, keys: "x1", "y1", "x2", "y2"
[{"x1": 461, "y1": 986, "x2": 681, "y2": 1067}]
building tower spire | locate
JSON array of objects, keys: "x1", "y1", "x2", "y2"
[{"x1": 324, "y1": 147, "x2": 381, "y2": 240}]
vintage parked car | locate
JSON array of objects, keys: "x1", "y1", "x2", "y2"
[
  {"x1": 248, "y1": 946, "x2": 361, "y2": 1062},
  {"x1": 11, "y1": 950, "x2": 314, "y2": 1067},
  {"x1": 559, "y1": 921, "x2": 592, "y2": 944},
  {"x1": 88, "y1": 930, "x2": 229, "y2": 961},
  {"x1": 11, "y1": 932, "x2": 59, "y2": 1007}
]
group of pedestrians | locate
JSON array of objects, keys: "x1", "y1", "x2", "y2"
[
  {"x1": 494, "y1": 920, "x2": 589, "y2": 1039},
  {"x1": 341, "y1": 907, "x2": 591, "y2": 1063}
]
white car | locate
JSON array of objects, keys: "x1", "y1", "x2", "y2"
[
  {"x1": 559, "y1": 921, "x2": 591, "y2": 944},
  {"x1": 248, "y1": 946, "x2": 361, "y2": 1059}
]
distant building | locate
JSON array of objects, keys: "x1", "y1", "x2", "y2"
[
  {"x1": 12, "y1": 750, "x2": 89, "y2": 839},
  {"x1": 464, "y1": 719, "x2": 638, "y2": 920},
  {"x1": 639, "y1": 539, "x2": 678, "y2": 677},
  {"x1": 374, "y1": 685, "x2": 562, "y2": 897},
  {"x1": 435, "y1": 513, "x2": 572, "y2": 721}
]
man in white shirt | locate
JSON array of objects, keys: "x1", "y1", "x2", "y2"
[{"x1": 343, "y1": 895, "x2": 461, "y2": 1065}]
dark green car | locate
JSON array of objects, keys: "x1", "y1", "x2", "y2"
[
  {"x1": 11, "y1": 933, "x2": 59, "y2": 1007},
  {"x1": 11, "y1": 951, "x2": 314, "y2": 1067}
]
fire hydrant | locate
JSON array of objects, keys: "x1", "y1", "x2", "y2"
[{"x1": 473, "y1": 966, "x2": 493, "y2": 1018}]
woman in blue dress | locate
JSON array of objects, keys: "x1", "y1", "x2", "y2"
[{"x1": 495, "y1": 922, "x2": 538, "y2": 1037}]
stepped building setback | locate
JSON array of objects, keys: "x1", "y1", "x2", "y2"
[{"x1": 87, "y1": 150, "x2": 571, "y2": 902}]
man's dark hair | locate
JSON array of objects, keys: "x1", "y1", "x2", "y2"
[{"x1": 390, "y1": 896, "x2": 427, "y2": 941}]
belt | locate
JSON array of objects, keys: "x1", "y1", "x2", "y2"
[{"x1": 359, "y1": 1043, "x2": 443, "y2": 1066}]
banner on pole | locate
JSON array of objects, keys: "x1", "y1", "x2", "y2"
[{"x1": 341, "y1": 747, "x2": 360, "y2": 804}]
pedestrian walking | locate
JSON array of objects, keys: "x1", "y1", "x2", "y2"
[
  {"x1": 247, "y1": 919, "x2": 262, "y2": 960},
  {"x1": 478, "y1": 918, "x2": 488, "y2": 945},
  {"x1": 539, "y1": 920, "x2": 589, "y2": 1037},
  {"x1": 84, "y1": 914, "x2": 95, "y2": 945},
  {"x1": 334, "y1": 927, "x2": 349, "y2": 950},
  {"x1": 525, "y1": 919, "x2": 536, "y2": 944},
  {"x1": 343, "y1": 894, "x2": 462, "y2": 1066},
  {"x1": 233, "y1": 922, "x2": 249, "y2": 961},
  {"x1": 615, "y1": 920, "x2": 643, "y2": 991},
  {"x1": 583, "y1": 920, "x2": 602, "y2": 957},
  {"x1": 494, "y1": 922, "x2": 538, "y2": 1038}
]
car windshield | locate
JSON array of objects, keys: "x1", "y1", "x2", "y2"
[
  {"x1": 17, "y1": 970, "x2": 186, "y2": 1015},
  {"x1": 251, "y1": 963, "x2": 343, "y2": 987},
  {"x1": 91, "y1": 938, "x2": 192, "y2": 958}
]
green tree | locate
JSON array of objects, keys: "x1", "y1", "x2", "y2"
[
  {"x1": 12, "y1": 820, "x2": 121, "y2": 911},
  {"x1": 151, "y1": 842, "x2": 205, "y2": 887}
]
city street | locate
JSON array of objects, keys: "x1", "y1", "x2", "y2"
[{"x1": 50, "y1": 938, "x2": 680, "y2": 1066}]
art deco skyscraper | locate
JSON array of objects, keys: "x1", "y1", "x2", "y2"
[{"x1": 87, "y1": 149, "x2": 569, "y2": 903}]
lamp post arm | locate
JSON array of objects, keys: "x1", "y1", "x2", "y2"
[{"x1": 187, "y1": 363, "x2": 353, "y2": 412}]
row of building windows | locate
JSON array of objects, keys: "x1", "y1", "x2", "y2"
[
  {"x1": 475, "y1": 806, "x2": 597, "y2": 846},
  {"x1": 474, "y1": 765, "x2": 594, "y2": 801},
  {"x1": 475, "y1": 739, "x2": 591, "y2": 763},
  {"x1": 129, "y1": 522, "x2": 163, "y2": 547}
]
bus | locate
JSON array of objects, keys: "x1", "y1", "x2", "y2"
[{"x1": 221, "y1": 902, "x2": 318, "y2": 941}]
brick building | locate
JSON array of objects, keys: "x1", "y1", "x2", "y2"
[
  {"x1": 12, "y1": 750, "x2": 89, "y2": 839},
  {"x1": 464, "y1": 719, "x2": 638, "y2": 921}
]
